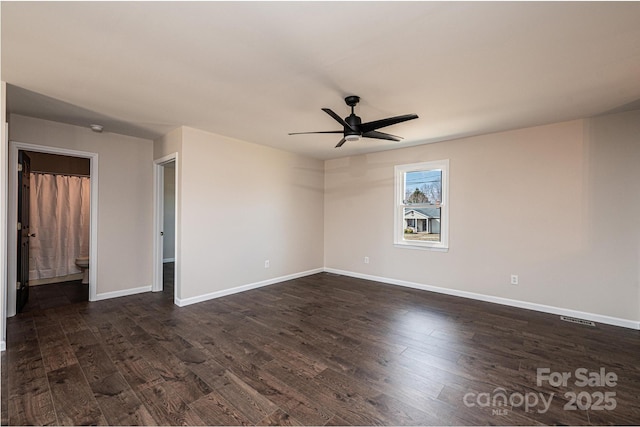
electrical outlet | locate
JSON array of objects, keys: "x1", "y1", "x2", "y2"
[
  {"x1": 511, "y1": 274, "x2": 519, "y2": 285},
  {"x1": 364, "y1": 256, "x2": 370, "y2": 264},
  {"x1": 264, "y1": 260, "x2": 270, "y2": 268}
]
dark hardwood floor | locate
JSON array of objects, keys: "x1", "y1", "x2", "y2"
[
  {"x1": 20, "y1": 279, "x2": 89, "y2": 312},
  {"x1": 2, "y1": 266, "x2": 639, "y2": 425}
]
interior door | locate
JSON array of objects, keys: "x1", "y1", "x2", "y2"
[{"x1": 16, "y1": 151, "x2": 31, "y2": 312}]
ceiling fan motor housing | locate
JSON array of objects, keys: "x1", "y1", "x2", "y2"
[{"x1": 345, "y1": 114, "x2": 362, "y2": 138}]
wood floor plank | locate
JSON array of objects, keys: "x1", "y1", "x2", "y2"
[
  {"x1": 7, "y1": 357, "x2": 48, "y2": 398},
  {"x1": 89, "y1": 322, "x2": 164, "y2": 390},
  {"x1": 254, "y1": 362, "x2": 335, "y2": 425},
  {"x1": 110, "y1": 315, "x2": 155, "y2": 344},
  {"x1": 213, "y1": 370, "x2": 280, "y2": 424},
  {"x1": 8, "y1": 389, "x2": 58, "y2": 426},
  {"x1": 37, "y1": 324, "x2": 79, "y2": 373},
  {"x1": 92, "y1": 372, "x2": 157, "y2": 426},
  {"x1": 198, "y1": 328, "x2": 274, "y2": 372},
  {"x1": 136, "y1": 315, "x2": 195, "y2": 354},
  {"x1": 188, "y1": 391, "x2": 254, "y2": 426},
  {"x1": 241, "y1": 315, "x2": 361, "y2": 376},
  {"x1": 58, "y1": 312, "x2": 90, "y2": 335},
  {"x1": 47, "y1": 364, "x2": 107, "y2": 426},
  {"x1": 183, "y1": 358, "x2": 229, "y2": 390},
  {"x1": 337, "y1": 391, "x2": 437, "y2": 426},
  {"x1": 137, "y1": 382, "x2": 206, "y2": 426},
  {"x1": 216, "y1": 359, "x2": 334, "y2": 426},
  {"x1": 75, "y1": 343, "x2": 119, "y2": 385},
  {"x1": 0, "y1": 352, "x2": 7, "y2": 426},
  {"x1": 324, "y1": 413, "x2": 352, "y2": 426},
  {"x1": 66, "y1": 328, "x2": 100, "y2": 351},
  {"x1": 40, "y1": 342, "x2": 78, "y2": 373},
  {"x1": 257, "y1": 408, "x2": 303, "y2": 426},
  {"x1": 136, "y1": 340, "x2": 212, "y2": 404},
  {"x1": 234, "y1": 323, "x2": 329, "y2": 378}
]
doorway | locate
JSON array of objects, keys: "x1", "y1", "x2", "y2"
[
  {"x1": 7, "y1": 141, "x2": 98, "y2": 317},
  {"x1": 20, "y1": 151, "x2": 91, "y2": 312},
  {"x1": 153, "y1": 154, "x2": 178, "y2": 303}
]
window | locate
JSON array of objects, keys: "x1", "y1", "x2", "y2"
[{"x1": 394, "y1": 160, "x2": 449, "y2": 250}]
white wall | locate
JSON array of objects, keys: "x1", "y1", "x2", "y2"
[
  {"x1": 163, "y1": 163, "x2": 176, "y2": 261},
  {"x1": 154, "y1": 126, "x2": 182, "y2": 161},
  {"x1": 585, "y1": 110, "x2": 640, "y2": 323},
  {"x1": 9, "y1": 114, "x2": 154, "y2": 297},
  {"x1": 325, "y1": 111, "x2": 640, "y2": 323},
  {"x1": 177, "y1": 126, "x2": 324, "y2": 301}
]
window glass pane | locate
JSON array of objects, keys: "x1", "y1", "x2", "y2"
[
  {"x1": 403, "y1": 207, "x2": 441, "y2": 242},
  {"x1": 395, "y1": 160, "x2": 448, "y2": 249},
  {"x1": 404, "y1": 170, "x2": 442, "y2": 205}
]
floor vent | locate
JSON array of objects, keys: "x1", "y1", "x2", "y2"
[{"x1": 560, "y1": 316, "x2": 596, "y2": 327}]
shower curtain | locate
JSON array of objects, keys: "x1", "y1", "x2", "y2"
[{"x1": 29, "y1": 172, "x2": 91, "y2": 281}]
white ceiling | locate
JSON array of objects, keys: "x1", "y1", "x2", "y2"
[{"x1": 3, "y1": 2, "x2": 640, "y2": 160}]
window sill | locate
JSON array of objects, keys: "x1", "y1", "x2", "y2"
[{"x1": 394, "y1": 243, "x2": 449, "y2": 252}]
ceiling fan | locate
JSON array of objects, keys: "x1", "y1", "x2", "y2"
[{"x1": 289, "y1": 95, "x2": 419, "y2": 148}]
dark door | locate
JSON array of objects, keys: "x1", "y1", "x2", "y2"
[{"x1": 17, "y1": 151, "x2": 31, "y2": 312}]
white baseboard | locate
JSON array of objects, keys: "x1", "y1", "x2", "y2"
[
  {"x1": 324, "y1": 268, "x2": 640, "y2": 331},
  {"x1": 94, "y1": 285, "x2": 152, "y2": 301},
  {"x1": 163, "y1": 258, "x2": 175, "y2": 263},
  {"x1": 175, "y1": 268, "x2": 324, "y2": 307},
  {"x1": 0, "y1": 341, "x2": 5, "y2": 352}
]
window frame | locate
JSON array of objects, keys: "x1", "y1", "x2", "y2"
[{"x1": 394, "y1": 159, "x2": 449, "y2": 251}]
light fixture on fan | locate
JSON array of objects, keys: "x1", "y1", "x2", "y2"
[{"x1": 344, "y1": 134, "x2": 361, "y2": 142}]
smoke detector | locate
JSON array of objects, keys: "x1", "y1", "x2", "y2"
[{"x1": 90, "y1": 124, "x2": 104, "y2": 133}]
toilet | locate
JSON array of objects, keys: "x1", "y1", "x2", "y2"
[{"x1": 75, "y1": 256, "x2": 89, "y2": 284}]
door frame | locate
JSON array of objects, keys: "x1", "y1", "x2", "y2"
[
  {"x1": 152, "y1": 153, "x2": 179, "y2": 303},
  {"x1": 7, "y1": 141, "x2": 99, "y2": 316},
  {"x1": 16, "y1": 151, "x2": 31, "y2": 313}
]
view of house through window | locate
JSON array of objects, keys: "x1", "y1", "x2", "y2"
[
  {"x1": 404, "y1": 169, "x2": 442, "y2": 242},
  {"x1": 395, "y1": 160, "x2": 449, "y2": 250}
]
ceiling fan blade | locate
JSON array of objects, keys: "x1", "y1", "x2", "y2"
[
  {"x1": 322, "y1": 108, "x2": 356, "y2": 131},
  {"x1": 362, "y1": 130, "x2": 403, "y2": 142},
  {"x1": 288, "y1": 131, "x2": 343, "y2": 135},
  {"x1": 335, "y1": 138, "x2": 347, "y2": 148},
  {"x1": 360, "y1": 114, "x2": 418, "y2": 133}
]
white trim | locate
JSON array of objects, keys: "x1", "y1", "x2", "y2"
[
  {"x1": 393, "y1": 244, "x2": 449, "y2": 252},
  {"x1": 153, "y1": 153, "x2": 179, "y2": 300},
  {"x1": 175, "y1": 268, "x2": 324, "y2": 307},
  {"x1": 94, "y1": 285, "x2": 152, "y2": 301},
  {"x1": 7, "y1": 141, "x2": 99, "y2": 317},
  {"x1": 1, "y1": 83, "x2": 8, "y2": 350},
  {"x1": 324, "y1": 268, "x2": 640, "y2": 330},
  {"x1": 163, "y1": 258, "x2": 175, "y2": 263},
  {"x1": 152, "y1": 160, "x2": 164, "y2": 292},
  {"x1": 394, "y1": 159, "x2": 449, "y2": 250}
]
